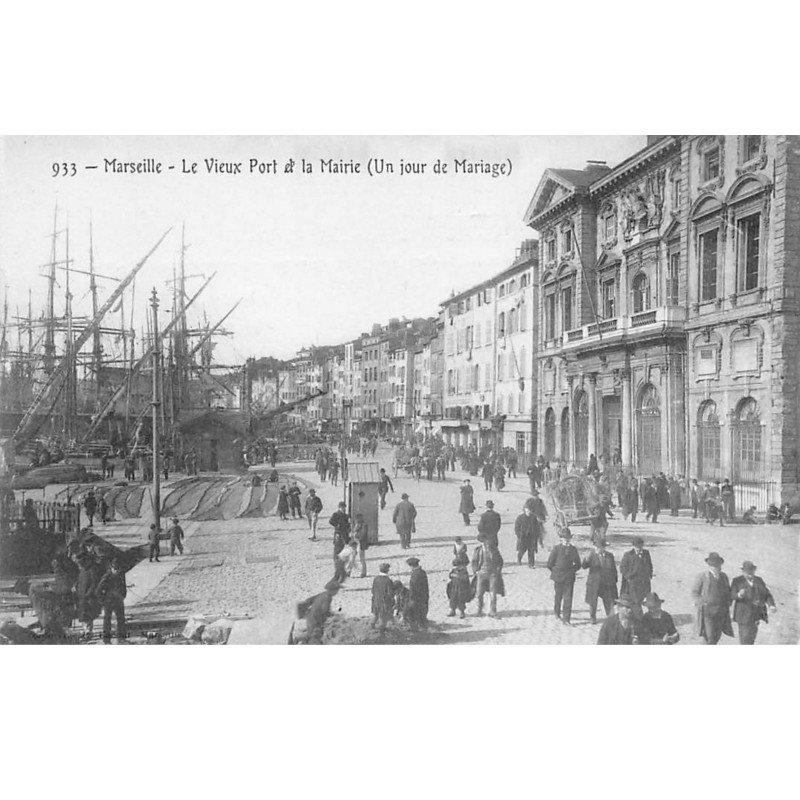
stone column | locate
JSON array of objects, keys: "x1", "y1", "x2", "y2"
[
  {"x1": 587, "y1": 373, "x2": 598, "y2": 461},
  {"x1": 567, "y1": 376, "x2": 576, "y2": 465},
  {"x1": 622, "y1": 367, "x2": 632, "y2": 468}
]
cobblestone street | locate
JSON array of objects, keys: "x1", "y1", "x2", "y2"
[{"x1": 99, "y1": 444, "x2": 799, "y2": 644}]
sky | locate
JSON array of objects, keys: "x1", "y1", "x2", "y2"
[{"x1": 0, "y1": 136, "x2": 644, "y2": 363}]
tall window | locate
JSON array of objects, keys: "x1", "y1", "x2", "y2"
[
  {"x1": 519, "y1": 346, "x2": 526, "y2": 379},
  {"x1": 737, "y1": 213, "x2": 761, "y2": 291},
  {"x1": 497, "y1": 354, "x2": 505, "y2": 381},
  {"x1": 703, "y1": 145, "x2": 720, "y2": 182},
  {"x1": 632, "y1": 273, "x2": 649, "y2": 314},
  {"x1": 604, "y1": 214, "x2": 615, "y2": 240},
  {"x1": 699, "y1": 229, "x2": 719, "y2": 301},
  {"x1": 545, "y1": 293, "x2": 556, "y2": 339},
  {"x1": 562, "y1": 228, "x2": 573, "y2": 254},
  {"x1": 484, "y1": 362, "x2": 492, "y2": 389},
  {"x1": 667, "y1": 252, "x2": 679, "y2": 306},
  {"x1": 498, "y1": 312, "x2": 506, "y2": 337},
  {"x1": 508, "y1": 308, "x2": 517, "y2": 334},
  {"x1": 466, "y1": 325, "x2": 474, "y2": 349},
  {"x1": 733, "y1": 397, "x2": 762, "y2": 482},
  {"x1": 561, "y1": 286, "x2": 573, "y2": 331},
  {"x1": 601, "y1": 278, "x2": 616, "y2": 318},
  {"x1": 473, "y1": 364, "x2": 480, "y2": 392},
  {"x1": 546, "y1": 238, "x2": 556, "y2": 262},
  {"x1": 698, "y1": 401, "x2": 720, "y2": 479},
  {"x1": 743, "y1": 135, "x2": 761, "y2": 163},
  {"x1": 518, "y1": 299, "x2": 526, "y2": 331}
]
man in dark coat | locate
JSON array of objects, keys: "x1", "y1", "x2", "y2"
[
  {"x1": 527, "y1": 462, "x2": 541, "y2": 493},
  {"x1": 378, "y1": 468, "x2": 394, "y2": 510},
  {"x1": 459, "y1": 479, "x2": 475, "y2": 525},
  {"x1": 546, "y1": 528, "x2": 581, "y2": 624},
  {"x1": 95, "y1": 557, "x2": 127, "y2": 644},
  {"x1": 644, "y1": 479, "x2": 660, "y2": 522},
  {"x1": 524, "y1": 489, "x2": 548, "y2": 549},
  {"x1": 582, "y1": 538, "x2": 618, "y2": 623},
  {"x1": 597, "y1": 594, "x2": 639, "y2": 644},
  {"x1": 730, "y1": 560, "x2": 776, "y2": 644},
  {"x1": 619, "y1": 537, "x2": 653, "y2": 609},
  {"x1": 329, "y1": 501, "x2": 350, "y2": 548},
  {"x1": 288, "y1": 482, "x2": 302, "y2": 518},
  {"x1": 627, "y1": 476, "x2": 639, "y2": 522},
  {"x1": 147, "y1": 523, "x2": 161, "y2": 562},
  {"x1": 514, "y1": 505, "x2": 538, "y2": 567},
  {"x1": 482, "y1": 461, "x2": 494, "y2": 491},
  {"x1": 83, "y1": 490, "x2": 97, "y2": 526},
  {"x1": 392, "y1": 493, "x2": 417, "y2": 549},
  {"x1": 477, "y1": 500, "x2": 501, "y2": 548},
  {"x1": 668, "y1": 478, "x2": 682, "y2": 516},
  {"x1": 691, "y1": 552, "x2": 734, "y2": 644},
  {"x1": 370, "y1": 563, "x2": 395, "y2": 631},
  {"x1": 640, "y1": 592, "x2": 680, "y2": 644},
  {"x1": 720, "y1": 479, "x2": 735, "y2": 521},
  {"x1": 406, "y1": 557, "x2": 429, "y2": 630},
  {"x1": 471, "y1": 540, "x2": 504, "y2": 617}
]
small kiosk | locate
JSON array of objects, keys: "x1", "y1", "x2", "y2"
[{"x1": 347, "y1": 462, "x2": 380, "y2": 544}]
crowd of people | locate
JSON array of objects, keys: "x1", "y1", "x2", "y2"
[{"x1": 290, "y1": 437, "x2": 781, "y2": 645}]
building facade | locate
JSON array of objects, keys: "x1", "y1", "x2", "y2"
[{"x1": 526, "y1": 135, "x2": 800, "y2": 507}]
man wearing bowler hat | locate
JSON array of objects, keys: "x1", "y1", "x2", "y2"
[
  {"x1": 477, "y1": 500, "x2": 501, "y2": 548},
  {"x1": 392, "y1": 493, "x2": 417, "y2": 549},
  {"x1": 547, "y1": 528, "x2": 581, "y2": 624},
  {"x1": 640, "y1": 592, "x2": 679, "y2": 644},
  {"x1": 691, "y1": 552, "x2": 733, "y2": 644},
  {"x1": 581, "y1": 538, "x2": 618, "y2": 623},
  {"x1": 619, "y1": 536, "x2": 654, "y2": 611},
  {"x1": 730, "y1": 561, "x2": 776, "y2": 644},
  {"x1": 597, "y1": 594, "x2": 639, "y2": 644}
]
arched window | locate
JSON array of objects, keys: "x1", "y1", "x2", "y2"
[
  {"x1": 498, "y1": 312, "x2": 506, "y2": 337},
  {"x1": 508, "y1": 308, "x2": 517, "y2": 334},
  {"x1": 698, "y1": 400, "x2": 720, "y2": 479},
  {"x1": 497, "y1": 353, "x2": 505, "y2": 381},
  {"x1": 632, "y1": 272, "x2": 650, "y2": 313},
  {"x1": 574, "y1": 390, "x2": 589, "y2": 466},
  {"x1": 733, "y1": 397, "x2": 762, "y2": 482},
  {"x1": 544, "y1": 408, "x2": 556, "y2": 460},
  {"x1": 560, "y1": 407, "x2": 570, "y2": 460},
  {"x1": 636, "y1": 384, "x2": 661, "y2": 474}
]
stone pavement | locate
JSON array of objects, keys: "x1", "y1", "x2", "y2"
[{"x1": 112, "y1": 445, "x2": 799, "y2": 644}]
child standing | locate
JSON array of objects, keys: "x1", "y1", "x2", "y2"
[
  {"x1": 446, "y1": 558, "x2": 472, "y2": 618},
  {"x1": 453, "y1": 536, "x2": 469, "y2": 566}
]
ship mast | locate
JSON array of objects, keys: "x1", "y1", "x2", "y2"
[
  {"x1": 89, "y1": 215, "x2": 103, "y2": 403},
  {"x1": 43, "y1": 204, "x2": 59, "y2": 374}
]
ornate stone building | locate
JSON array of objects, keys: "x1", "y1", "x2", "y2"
[
  {"x1": 525, "y1": 135, "x2": 800, "y2": 507},
  {"x1": 526, "y1": 138, "x2": 685, "y2": 474}
]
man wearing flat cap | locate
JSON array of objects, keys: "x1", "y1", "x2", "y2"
[
  {"x1": 477, "y1": 500, "x2": 501, "y2": 548},
  {"x1": 547, "y1": 528, "x2": 581, "y2": 624},
  {"x1": 691, "y1": 552, "x2": 733, "y2": 644},
  {"x1": 619, "y1": 536, "x2": 654, "y2": 612},
  {"x1": 392, "y1": 493, "x2": 417, "y2": 550},
  {"x1": 597, "y1": 594, "x2": 639, "y2": 644},
  {"x1": 640, "y1": 592, "x2": 679, "y2": 644},
  {"x1": 730, "y1": 561, "x2": 776, "y2": 644},
  {"x1": 406, "y1": 557, "x2": 429, "y2": 630}
]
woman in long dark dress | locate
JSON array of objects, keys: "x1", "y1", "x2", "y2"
[{"x1": 277, "y1": 486, "x2": 290, "y2": 521}]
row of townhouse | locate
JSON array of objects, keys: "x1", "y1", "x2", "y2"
[{"x1": 265, "y1": 135, "x2": 800, "y2": 504}]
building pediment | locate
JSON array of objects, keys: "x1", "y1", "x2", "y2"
[{"x1": 524, "y1": 168, "x2": 586, "y2": 227}]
